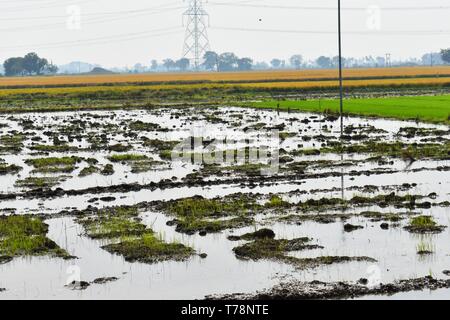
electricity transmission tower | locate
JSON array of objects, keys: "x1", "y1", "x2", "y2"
[
  {"x1": 385, "y1": 53, "x2": 392, "y2": 67},
  {"x1": 182, "y1": 0, "x2": 210, "y2": 70}
]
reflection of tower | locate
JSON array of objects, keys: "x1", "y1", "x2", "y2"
[
  {"x1": 385, "y1": 53, "x2": 392, "y2": 67},
  {"x1": 182, "y1": 0, "x2": 210, "y2": 70}
]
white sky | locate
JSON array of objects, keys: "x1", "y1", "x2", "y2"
[{"x1": 1, "y1": 0, "x2": 449, "y2": 67}]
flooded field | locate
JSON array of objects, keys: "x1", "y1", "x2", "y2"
[{"x1": 0, "y1": 106, "x2": 449, "y2": 299}]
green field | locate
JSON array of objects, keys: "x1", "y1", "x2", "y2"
[{"x1": 250, "y1": 95, "x2": 450, "y2": 124}]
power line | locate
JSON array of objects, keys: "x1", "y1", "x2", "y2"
[
  {"x1": 0, "y1": 27, "x2": 183, "y2": 51},
  {"x1": 0, "y1": 5, "x2": 184, "y2": 33},
  {"x1": 211, "y1": 26, "x2": 450, "y2": 36},
  {"x1": 1, "y1": 1, "x2": 182, "y2": 21},
  {"x1": 0, "y1": 0, "x2": 96, "y2": 13},
  {"x1": 208, "y1": 1, "x2": 450, "y2": 11}
]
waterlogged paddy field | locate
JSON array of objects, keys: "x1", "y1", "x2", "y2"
[{"x1": 0, "y1": 106, "x2": 450, "y2": 300}]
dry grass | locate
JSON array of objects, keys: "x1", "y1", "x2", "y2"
[
  {"x1": 239, "y1": 77, "x2": 450, "y2": 89},
  {"x1": 0, "y1": 66, "x2": 449, "y2": 87},
  {"x1": 0, "y1": 76, "x2": 449, "y2": 98}
]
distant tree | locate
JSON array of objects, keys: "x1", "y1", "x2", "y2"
[
  {"x1": 237, "y1": 57, "x2": 253, "y2": 71},
  {"x1": 150, "y1": 60, "x2": 158, "y2": 71},
  {"x1": 421, "y1": 53, "x2": 443, "y2": 66},
  {"x1": 133, "y1": 63, "x2": 145, "y2": 73},
  {"x1": 441, "y1": 49, "x2": 450, "y2": 64},
  {"x1": 203, "y1": 51, "x2": 219, "y2": 71},
  {"x1": 4, "y1": 53, "x2": 57, "y2": 76},
  {"x1": 218, "y1": 52, "x2": 238, "y2": 71},
  {"x1": 289, "y1": 55, "x2": 303, "y2": 69},
  {"x1": 163, "y1": 59, "x2": 176, "y2": 71},
  {"x1": 43, "y1": 63, "x2": 58, "y2": 74},
  {"x1": 375, "y1": 56, "x2": 386, "y2": 67},
  {"x1": 3, "y1": 57, "x2": 25, "y2": 76},
  {"x1": 253, "y1": 61, "x2": 270, "y2": 70},
  {"x1": 176, "y1": 58, "x2": 190, "y2": 71},
  {"x1": 23, "y1": 52, "x2": 49, "y2": 75},
  {"x1": 270, "y1": 58, "x2": 282, "y2": 69},
  {"x1": 332, "y1": 56, "x2": 347, "y2": 68},
  {"x1": 316, "y1": 56, "x2": 332, "y2": 69}
]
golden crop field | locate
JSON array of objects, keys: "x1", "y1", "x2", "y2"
[
  {"x1": 0, "y1": 66, "x2": 449, "y2": 88},
  {"x1": 0, "y1": 76, "x2": 449, "y2": 98}
]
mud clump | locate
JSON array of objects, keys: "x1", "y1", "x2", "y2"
[
  {"x1": 66, "y1": 281, "x2": 90, "y2": 291},
  {"x1": 233, "y1": 237, "x2": 318, "y2": 260},
  {"x1": 66, "y1": 277, "x2": 119, "y2": 290},
  {"x1": 208, "y1": 276, "x2": 450, "y2": 300},
  {"x1": 0, "y1": 256, "x2": 13, "y2": 264},
  {"x1": 92, "y1": 277, "x2": 119, "y2": 284},
  {"x1": 0, "y1": 163, "x2": 22, "y2": 175},
  {"x1": 228, "y1": 229, "x2": 276, "y2": 241},
  {"x1": 344, "y1": 224, "x2": 364, "y2": 232},
  {"x1": 172, "y1": 216, "x2": 254, "y2": 235},
  {"x1": 101, "y1": 164, "x2": 115, "y2": 176},
  {"x1": 100, "y1": 196, "x2": 116, "y2": 202},
  {"x1": 380, "y1": 223, "x2": 389, "y2": 230},
  {"x1": 232, "y1": 237, "x2": 375, "y2": 269}
]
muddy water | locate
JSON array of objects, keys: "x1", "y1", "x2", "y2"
[{"x1": 0, "y1": 107, "x2": 449, "y2": 299}]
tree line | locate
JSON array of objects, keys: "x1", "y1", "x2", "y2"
[
  {"x1": 157, "y1": 52, "x2": 254, "y2": 72},
  {"x1": 145, "y1": 48, "x2": 450, "y2": 73},
  {"x1": 3, "y1": 53, "x2": 58, "y2": 76},
  {"x1": 2, "y1": 48, "x2": 450, "y2": 76}
]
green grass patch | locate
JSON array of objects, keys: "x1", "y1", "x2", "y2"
[
  {"x1": 167, "y1": 195, "x2": 260, "y2": 219},
  {"x1": 0, "y1": 134, "x2": 24, "y2": 153},
  {"x1": 265, "y1": 195, "x2": 290, "y2": 208},
  {"x1": 0, "y1": 215, "x2": 71, "y2": 259},
  {"x1": 321, "y1": 141, "x2": 450, "y2": 160},
  {"x1": 102, "y1": 233, "x2": 194, "y2": 264},
  {"x1": 30, "y1": 144, "x2": 81, "y2": 153},
  {"x1": 15, "y1": 176, "x2": 68, "y2": 189},
  {"x1": 108, "y1": 154, "x2": 149, "y2": 163},
  {"x1": 251, "y1": 95, "x2": 450, "y2": 124},
  {"x1": 173, "y1": 216, "x2": 254, "y2": 235},
  {"x1": 79, "y1": 165, "x2": 100, "y2": 177},
  {"x1": 75, "y1": 205, "x2": 195, "y2": 263},
  {"x1": 404, "y1": 215, "x2": 446, "y2": 233},
  {"x1": 25, "y1": 156, "x2": 81, "y2": 173}
]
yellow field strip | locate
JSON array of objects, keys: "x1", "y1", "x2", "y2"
[
  {"x1": 0, "y1": 76, "x2": 449, "y2": 98},
  {"x1": 0, "y1": 66, "x2": 450, "y2": 87}
]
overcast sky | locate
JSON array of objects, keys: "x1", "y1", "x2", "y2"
[{"x1": 1, "y1": 0, "x2": 448, "y2": 67}]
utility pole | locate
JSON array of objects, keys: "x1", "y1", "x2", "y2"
[
  {"x1": 338, "y1": 0, "x2": 344, "y2": 138},
  {"x1": 183, "y1": 0, "x2": 210, "y2": 70},
  {"x1": 338, "y1": 0, "x2": 345, "y2": 200}
]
